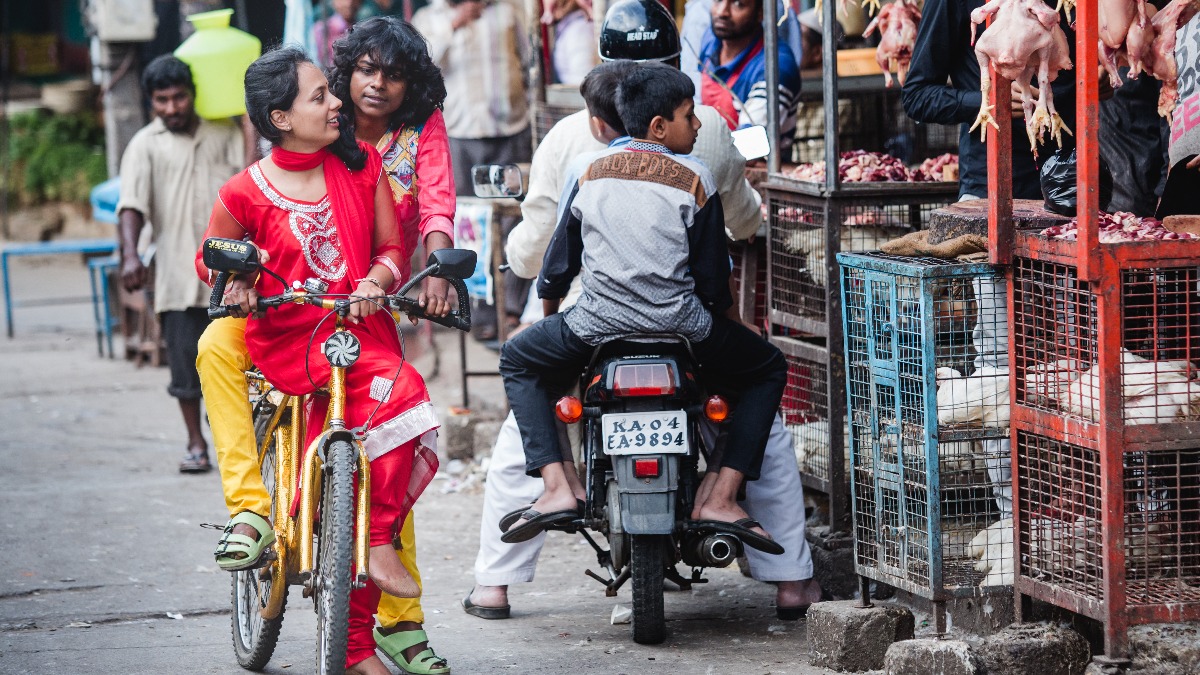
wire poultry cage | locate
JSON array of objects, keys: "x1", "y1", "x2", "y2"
[
  {"x1": 765, "y1": 180, "x2": 958, "y2": 336},
  {"x1": 1009, "y1": 233, "x2": 1200, "y2": 655},
  {"x1": 839, "y1": 252, "x2": 1013, "y2": 625},
  {"x1": 772, "y1": 334, "x2": 847, "y2": 523},
  {"x1": 730, "y1": 238, "x2": 768, "y2": 330}
]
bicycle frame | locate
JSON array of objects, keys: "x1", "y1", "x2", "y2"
[{"x1": 250, "y1": 311, "x2": 374, "y2": 620}]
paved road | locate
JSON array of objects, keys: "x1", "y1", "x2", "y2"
[{"x1": 0, "y1": 255, "x2": 831, "y2": 674}]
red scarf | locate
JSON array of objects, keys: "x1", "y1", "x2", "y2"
[{"x1": 276, "y1": 145, "x2": 403, "y2": 355}]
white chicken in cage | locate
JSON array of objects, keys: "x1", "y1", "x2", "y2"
[
  {"x1": 969, "y1": 517, "x2": 1014, "y2": 587},
  {"x1": 935, "y1": 365, "x2": 1011, "y2": 427},
  {"x1": 1049, "y1": 349, "x2": 1200, "y2": 424}
]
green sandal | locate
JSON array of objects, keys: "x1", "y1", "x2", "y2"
[
  {"x1": 214, "y1": 511, "x2": 275, "y2": 572},
  {"x1": 374, "y1": 627, "x2": 450, "y2": 675}
]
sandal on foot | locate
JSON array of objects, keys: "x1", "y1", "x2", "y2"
[
  {"x1": 499, "y1": 508, "x2": 579, "y2": 544},
  {"x1": 498, "y1": 499, "x2": 585, "y2": 533},
  {"x1": 179, "y1": 451, "x2": 212, "y2": 473},
  {"x1": 214, "y1": 511, "x2": 275, "y2": 572},
  {"x1": 375, "y1": 627, "x2": 450, "y2": 675},
  {"x1": 461, "y1": 590, "x2": 510, "y2": 620},
  {"x1": 776, "y1": 604, "x2": 810, "y2": 620},
  {"x1": 685, "y1": 518, "x2": 785, "y2": 555}
]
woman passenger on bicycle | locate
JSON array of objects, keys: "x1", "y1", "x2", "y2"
[
  {"x1": 201, "y1": 46, "x2": 438, "y2": 675},
  {"x1": 198, "y1": 20, "x2": 457, "y2": 674}
]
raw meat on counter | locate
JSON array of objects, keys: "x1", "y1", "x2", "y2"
[
  {"x1": 863, "y1": 0, "x2": 922, "y2": 88},
  {"x1": 1038, "y1": 211, "x2": 1198, "y2": 242},
  {"x1": 910, "y1": 153, "x2": 960, "y2": 182},
  {"x1": 969, "y1": 0, "x2": 1073, "y2": 151},
  {"x1": 789, "y1": 150, "x2": 927, "y2": 183}
]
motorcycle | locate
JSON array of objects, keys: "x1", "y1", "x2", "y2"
[{"x1": 472, "y1": 159, "x2": 777, "y2": 645}]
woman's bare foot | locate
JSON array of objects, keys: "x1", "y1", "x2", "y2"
[
  {"x1": 776, "y1": 578, "x2": 823, "y2": 608},
  {"x1": 347, "y1": 654, "x2": 392, "y2": 675},
  {"x1": 369, "y1": 543, "x2": 420, "y2": 598}
]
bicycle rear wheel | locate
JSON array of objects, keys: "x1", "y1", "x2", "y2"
[
  {"x1": 314, "y1": 440, "x2": 356, "y2": 675},
  {"x1": 231, "y1": 403, "x2": 288, "y2": 670}
]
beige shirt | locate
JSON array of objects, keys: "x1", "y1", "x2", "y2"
[
  {"x1": 505, "y1": 107, "x2": 763, "y2": 280},
  {"x1": 117, "y1": 117, "x2": 244, "y2": 313},
  {"x1": 413, "y1": 0, "x2": 531, "y2": 139}
]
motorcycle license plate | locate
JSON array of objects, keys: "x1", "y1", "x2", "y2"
[{"x1": 601, "y1": 411, "x2": 688, "y2": 455}]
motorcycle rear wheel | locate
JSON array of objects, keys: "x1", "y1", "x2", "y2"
[
  {"x1": 231, "y1": 403, "x2": 288, "y2": 670},
  {"x1": 314, "y1": 440, "x2": 356, "y2": 675},
  {"x1": 630, "y1": 534, "x2": 667, "y2": 645}
]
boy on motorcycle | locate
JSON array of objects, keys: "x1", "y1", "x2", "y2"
[{"x1": 498, "y1": 62, "x2": 788, "y2": 551}]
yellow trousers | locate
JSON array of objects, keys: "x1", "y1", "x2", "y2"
[{"x1": 196, "y1": 317, "x2": 423, "y2": 625}]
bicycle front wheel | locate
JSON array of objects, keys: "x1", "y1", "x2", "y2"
[
  {"x1": 231, "y1": 402, "x2": 288, "y2": 670},
  {"x1": 314, "y1": 440, "x2": 357, "y2": 675}
]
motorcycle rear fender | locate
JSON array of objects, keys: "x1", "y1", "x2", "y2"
[{"x1": 612, "y1": 454, "x2": 678, "y2": 535}]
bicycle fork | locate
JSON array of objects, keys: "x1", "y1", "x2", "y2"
[{"x1": 298, "y1": 361, "x2": 373, "y2": 592}]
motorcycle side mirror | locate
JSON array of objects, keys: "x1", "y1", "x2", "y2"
[
  {"x1": 471, "y1": 163, "x2": 525, "y2": 198},
  {"x1": 731, "y1": 125, "x2": 771, "y2": 161},
  {"x1": 427, "y1": 248, "x2": 478, "y2": 280},
  {"x1": 202, "y1": 237, "x2": 260, "y2": 274}
]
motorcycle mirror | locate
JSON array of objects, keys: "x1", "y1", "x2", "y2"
[
  {"x1": 471, "y1": 163, "x2": 525, "y2": 199},
  {"x1": 427, "y1": 248, "x2": 478, "y2": 280},
  {"x1": 731, "y1": 125, "x2": 771, "y2": 161},
  {"x1": 202, "y1": 237, "x2": 260, "y2": 274}
]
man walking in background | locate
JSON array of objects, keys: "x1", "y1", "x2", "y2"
[{"x1": 117, "y1": 55, "x2": 244, "y2": 473}]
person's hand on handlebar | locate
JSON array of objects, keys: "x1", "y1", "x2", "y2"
[
  {"x1": 418, "y1": 233, "x2": 455, "y2": 321},
  {"x1": 223, "y1": 244, "x2": 270, "y2": 318},
  {"x1": 350, "y1": 277, "x2": 388, "y2": 321}
]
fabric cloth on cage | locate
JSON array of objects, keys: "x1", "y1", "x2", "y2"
[{"x1": 879, "y1": 230, "x2": 988, "y2": 259}]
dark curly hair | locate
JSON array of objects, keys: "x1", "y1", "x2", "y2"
[
  {"x1": 328, "y1": 16, "x2": 447, "y2": 130},
  {"x1": 244, "y1": 46, "x2": 366, "y2": 171}
]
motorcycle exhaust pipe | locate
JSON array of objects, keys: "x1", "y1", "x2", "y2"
[{"x1": 691, "y1": 534, "x2": 739, "y2": 568}]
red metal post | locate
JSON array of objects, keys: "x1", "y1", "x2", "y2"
[
  {"x1": 1075, "y1": 2, "x2": 1102, "y2": 282},
  {"x1": 987, "y1": 69, "x2": 1013, "y2": 265}
]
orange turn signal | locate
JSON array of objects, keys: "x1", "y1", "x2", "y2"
[
  {"x1": 555, "y1": 396, "x2": 583, "y2": 424},
  {"x1": 703, "y1": 395, "x2": 730, "y2": 423}
]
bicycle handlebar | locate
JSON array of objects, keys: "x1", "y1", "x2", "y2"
[{"x1": 206, "y1": 272, "x2": 473, "y2": 332}]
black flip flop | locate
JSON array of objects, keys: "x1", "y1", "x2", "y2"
[
  {"x1": 776, "y1": 604, "x2": 810, "y2": 621},
  {"x1": 180, "y1": 452, "x2": 213, "y2": 474},
  {"x1": 685, "y1": 518, "x2": 785, "y2": 555},
  {"x1": 461, "y1": 590, "x2": 511, "y2": 620},
  {"x1": 498, "y1": 499, "x2": 585, "y2": 533},
  {"x1": 500, "y1": 509, "x2": 579, "y2": 544}
]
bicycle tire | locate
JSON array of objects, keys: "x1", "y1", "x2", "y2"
[
  {"x1": 230, "y1": 404, "x2": 289, "y2": 670},
  {"x1": 314, "y1": 440, "x2": 356, "y2": 675},
  {"x1": 630, "y1": 534, "x2": 667, "y2": 645}
]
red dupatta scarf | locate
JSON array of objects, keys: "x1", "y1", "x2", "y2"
[{"x1": 275, "y1": 146, "x2": 403, "y2": 356}]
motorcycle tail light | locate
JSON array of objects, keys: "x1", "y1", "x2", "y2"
[
  {"x1": 634, "y1": 458, "x2": 660, "y2": 478},
  {"x1": 555, "y1": 396, "x2": 583, "y2": 424},
  {"x1": 613, "y1": 363, "x2": 675, "y2": 397},
  {"x1": 704, "y1": 395, "x2": 730, "y2": 422}
]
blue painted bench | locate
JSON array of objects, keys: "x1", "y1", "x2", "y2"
[{"x1": 2, "y1": 238, "x2": 119, "y2": 339}]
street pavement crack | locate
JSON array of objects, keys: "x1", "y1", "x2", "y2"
[
  {"x1": 0, "y1": 585, "x2": 105, "y2": 600},
  {"x1": 0, "y1": 607, "x2": 229, "y2": 633}
]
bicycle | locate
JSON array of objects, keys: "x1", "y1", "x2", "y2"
[{"x1": 202, "y1": 237, "x2": 476, "y2": 674}]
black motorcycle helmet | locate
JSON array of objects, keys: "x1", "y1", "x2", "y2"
[{"x1": 598, "y1": 0, "x2": 682, "y2": 63}]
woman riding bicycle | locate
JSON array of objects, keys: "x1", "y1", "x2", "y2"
[
  {"x1": 200, "y1": 46, "x2": 441, "y2": 675},
  {"x1": 196, "y1": 20, "x2": 455, "y2": 675}
]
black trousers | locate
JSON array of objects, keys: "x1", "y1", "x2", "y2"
[{"x1": 499, "y1": 312, "x2": 787, "y2": 479}]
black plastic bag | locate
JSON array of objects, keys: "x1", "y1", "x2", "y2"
[{"x1": 1039, "y1": 148, "x2": 1114, "y2": 216}]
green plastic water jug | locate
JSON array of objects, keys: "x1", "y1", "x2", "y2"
[{"x1": 174, "y1": 9, "x2": 261, "y2": 120}]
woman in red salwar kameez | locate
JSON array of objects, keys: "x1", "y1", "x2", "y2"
[{"x1": 201, "y1": 47, "x2": 435, "y2": 675}]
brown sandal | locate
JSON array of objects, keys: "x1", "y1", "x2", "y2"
[{"x1": 179, "y1": 452, "x2": 212, "y2": 473}]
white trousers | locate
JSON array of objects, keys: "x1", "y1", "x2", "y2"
[{"x1": 473, "y1": 411, "x2": 814, "y2": 585}]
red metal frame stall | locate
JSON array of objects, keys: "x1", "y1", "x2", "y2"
[{"x1": 989, "y1": 2, "x2": 1200, "y2": 663}]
